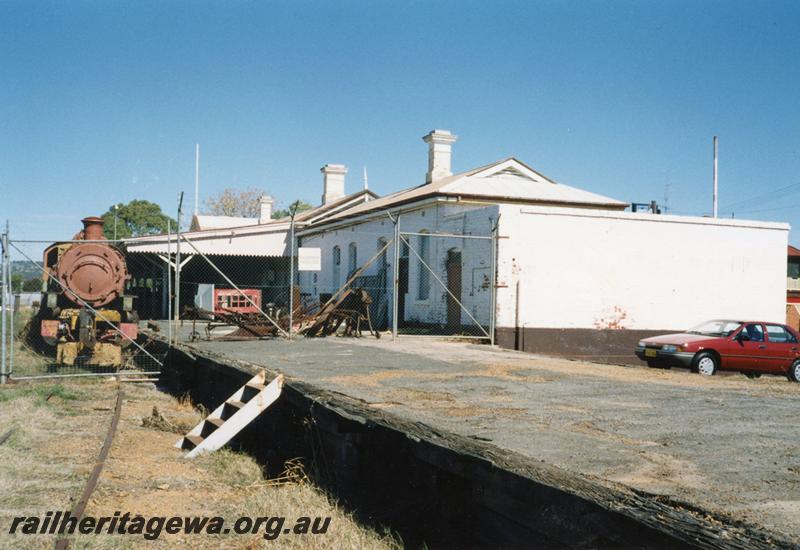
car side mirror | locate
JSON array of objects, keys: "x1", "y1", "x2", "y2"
[{"x1": 736, "y1": 332, "x2": 750, "y2": 342}]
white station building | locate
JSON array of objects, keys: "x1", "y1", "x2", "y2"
[
  {"x1": 126, "y1": 129, "x2": 789, "y2": 360},
  {"x1": 296, "y1": 129, "x2": 789, "y2": 360}
]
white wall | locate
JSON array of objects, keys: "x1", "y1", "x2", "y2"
[
  {"x1": 297, "y1": 201, "x2": 498, "y2": 326},
  {"x1": 496, "y1": 205, "x2": 789, "y2": 331}
]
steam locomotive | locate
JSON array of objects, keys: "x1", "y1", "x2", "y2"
[{"x1": 38, "y1": 217, "x2": 138, "y2": 366}]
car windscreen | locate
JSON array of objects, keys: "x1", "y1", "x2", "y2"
[{"x1": 686, "y1": 320, "x2": 742, "y2": 337}]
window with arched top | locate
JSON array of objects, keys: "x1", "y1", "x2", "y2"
[
  {"x1": 348, "y1": 242, "x2": 358, "y2": 276},
  {"x1": 332, "y1": 246, "x2": 341, "y2": 289},
  {"x1": 417, "y1": 232, "x2": 430, "y2": 300}
]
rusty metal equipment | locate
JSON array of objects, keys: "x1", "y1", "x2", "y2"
[
  {"x1": 299, "y1": 288, "x2": 380, "y2": 338},
  {"x1": 184, "y1": 287, "x2": 380, "y2": 341},
  {"x1": 183, "y1": 306, "x2": 284, "y2": 341},
  {"x1": 35, "y1": 217, "x2": 138, "y2": 366}
]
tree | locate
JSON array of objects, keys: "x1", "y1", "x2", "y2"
[
  {"x1": 22, "y1": 278, "x2": 42, "y2": 292},
  {"x1": 100, "y1": 200, "x2": 176, "y2": 239},
  {"x1": 204, "y1": 188, "x2": 266, "y2": 218},
  {"x1": 10, "y1": 274, "x2": 23, "y2": 293},
  {"x1": 272, "y1": 200, "x2": 314, "y2": 219}
]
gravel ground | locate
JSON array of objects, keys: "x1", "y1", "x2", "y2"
[{"x1": 171, "y1": 326, "x2": 800, "y2": 544}]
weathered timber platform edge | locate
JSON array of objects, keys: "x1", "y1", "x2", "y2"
[{"x1": 155, "y1": 337, "x2": 792, "y2": 550}]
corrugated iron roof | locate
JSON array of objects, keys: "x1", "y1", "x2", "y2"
[
  {"x1": 190, "y1": 215, "x2": 261, "y2": 231},
  {"x1": 317, "y1": 157, "x2": 627, "y2": 225},
  {"x1": 124, "y1": 223, "x2": 291, "y2": 257}
]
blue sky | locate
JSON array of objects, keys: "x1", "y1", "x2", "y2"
[{"x1": 1, "y1": 0, "x2": 799, "y2": 248}]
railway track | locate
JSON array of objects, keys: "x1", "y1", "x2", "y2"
[{"x1": 54, "y1": 384, "x2": 124, "y2": 550}]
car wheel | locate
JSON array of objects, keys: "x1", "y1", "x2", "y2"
[
  {"x1": 693, "y1": 352, "x2": 718, "y2": 376},
  {"x1": 789, "y1": 360, "x2": 800, "y2": 382}
]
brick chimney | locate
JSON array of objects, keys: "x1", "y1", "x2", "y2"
[
  {"x1": 259, "y1": 195, "x2": 274, "y2": 223},
  {"x1": 321, "y1": 164, "x2": 347, "y2": 205},
  {"x1": 423, "y1": 129, "x2": 458, "y2": 183}
]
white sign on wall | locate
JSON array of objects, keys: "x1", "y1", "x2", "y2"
[{"x1": 298, "y1": 247, "x2": 321, "y2": 271}]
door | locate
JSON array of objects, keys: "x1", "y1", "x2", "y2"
[
  {"x1": 723, "y1": 323, "x2": 766, "y2": 371},
  {"x1": 398, "y1": 241, "x2": 409, "y2": 327},
  {"x1": 446, "y1": 249, "x2": 462, "y2": 329},
  {"x1": 762, "y1": 324, "x2": 800, "y2": 373}
]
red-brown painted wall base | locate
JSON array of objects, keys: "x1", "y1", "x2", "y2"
[{"x1": 495, "y1": 326, "x2": 674, "y2": 366}]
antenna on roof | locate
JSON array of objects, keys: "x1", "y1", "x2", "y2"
[
  {"x1": 712, "y1": 136, "x2": 718, "y2": 218},
  {"x1": 363, "y1": 166, "x2": 369, "y2": 190},
  {"x1": 194, "y1": 143, "x2": 200, "y2": 216}
]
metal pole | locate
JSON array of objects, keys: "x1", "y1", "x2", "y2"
[
  {"x1": 391, "y1": 214, "x2": 400, "y2": 341},
  {"x1": 175, "y1": 192, "x2": 183, "y2": 339},
  {"x1": 194, "y1": 144, "x2": 200, "y2": 217},
  {"x1": 713, "y1": 136, "x2": 718, "y2": 218},
  {"x1": 167, "y1": 219, "x2": 173, "y2": 345},
  {"x1": 489, "y1": 221, "x2": 498, "y2": 347},
  {"x1": 1, "y1": 222, "x2": 7, "y2": 384},
  {"x1": 8, "y1": 224, "x2": 13, "y2": 377},
  {"x1": 288, "y1": 213, "x2": 295, "y2": 339},
  {"x1": 113, "y1": 204, "x2": 119, "y2": 240}
]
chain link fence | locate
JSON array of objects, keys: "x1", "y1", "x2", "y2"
[
  {"x1": 1, "y1": 233, "x2": 166, "y2": 381},
  {"x1": 1, "y1": 214, "x2": 498, "y2": 383},
  {"x1": 173, "y1": 235, "x2": 292, "y2": 342},
  {"x1": 395, "y1": 231, "x2": 494, "y2": 339}
]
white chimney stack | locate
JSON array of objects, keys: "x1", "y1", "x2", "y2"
[
  {"x1": 321, "y1": 164, "x2": 347, "y2": 205},
  {"x1": 423, "y1": 129, "x2": 458, "y2": 183},
  {"x1": 259, "y1": 195, "x2": 274, "y2": 223}
]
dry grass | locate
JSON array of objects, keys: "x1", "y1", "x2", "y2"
[
  {"x1": 0, "y1": 348, "x2": 401, "y2": 549},
  {"x1": 0, "y1": 378, "x2": 113, "y2": 550}
]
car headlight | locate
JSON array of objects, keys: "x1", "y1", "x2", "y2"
[
  {"x1": 637, "y1": 341, "x2": 647, "y2": 348},
  {"x1": 662, "y1": 344, "x2": 678, "y2": 352}
]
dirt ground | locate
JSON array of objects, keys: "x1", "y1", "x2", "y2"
[
  {"x1": 172, "y1": 329, "x2": 800, "y2": 545},
  {"x1": 0, "y1": 377, "x2": 400, "y2": 549}
]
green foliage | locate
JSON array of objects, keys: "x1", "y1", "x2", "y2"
[
  {"x1": 22, "y1": 278, "x2": 41, "y2": 292},
  {"x1": 100, "y1": 200, "x2": 176, "y2": 239},
  {"x1": 7, "y1": 273, "x2": 38, "y2": 293},
  {"x1": 272, "y1": 200, "x2": 314, "y2": 219},
  {"x1": 10, "y1": 273, "x2": 23, "y2": 292},
  {"x1": 0, "y1": 383, "x2": 85, "y2": 405}
]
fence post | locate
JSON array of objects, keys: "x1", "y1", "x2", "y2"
[
  {"x1": 175, "y1": 192, "x2": 183, "y2": 343},
  {"x1": 167, "y1": 219, "x2": 173, "y2": 345},
  {"x1": 1, "y1": 222, "x2": 7, "y2": 384},
  {"x1": 288, "y1": 215, "x2": 295, "y2": 339},
  {"x1": 490, "y1": 220, "x2": 498, "y2": 347},
  {"x1": 8, "y1": 225, "x2": 13, "y2": 377},
  {"x1": 391, "y1": 214, "x2": 400, "y2": 341}
]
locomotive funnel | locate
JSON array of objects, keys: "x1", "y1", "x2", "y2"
[{"x1": 81, "y1": 216, "x2": 105, "y2": 241}]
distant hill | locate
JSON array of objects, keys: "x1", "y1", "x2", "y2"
[{"x1": 11, "y1": 261, "x2": 43, "y2": 280}]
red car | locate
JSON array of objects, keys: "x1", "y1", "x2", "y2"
[{"x1": 634, "y1": 320, "x2": 800, "y2": 381}]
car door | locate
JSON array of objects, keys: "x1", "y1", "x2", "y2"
[
  {"x1": 762, "y1": 324, "x2": 800, "y2": 373},
  {"x1": 723, "y1": 323, "x2": 765, "y2": 371}
]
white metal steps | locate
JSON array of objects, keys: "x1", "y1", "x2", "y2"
[{"x1": 175, "y1": 370, "x2": 284, "y2": 459}]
